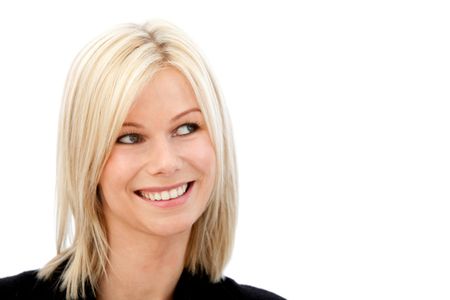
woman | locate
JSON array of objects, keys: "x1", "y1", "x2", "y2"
[{"x1": 0, "y1": 20, "x2": 285, "y2": 299}]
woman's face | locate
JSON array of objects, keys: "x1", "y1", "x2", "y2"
[{"x1": 99, "y1": 67, "x2": 216, "y2": 238}]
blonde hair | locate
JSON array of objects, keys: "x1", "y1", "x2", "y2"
[{"x1": 38, "y1": 19, "x2": 238, "y2": 299}]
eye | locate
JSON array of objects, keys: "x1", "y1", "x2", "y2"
[
  {"x1": 116, "y1": 133, "x2": 142, "y2": 144},
  {"x1": 175, "y1": 122, "x2": 199, "y2": 136}
]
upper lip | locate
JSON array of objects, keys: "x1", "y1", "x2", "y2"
[{"x1": 136, "y1": 181, "x2": 192, "y2": 193}]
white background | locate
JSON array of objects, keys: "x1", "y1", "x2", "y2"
[{"x1": 0, "y1": 1, "x2": 449, "y2": 299}]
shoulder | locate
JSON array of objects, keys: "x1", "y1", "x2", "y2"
[
  {"x1": 0, "y1": 270, "x2": 64, "y2": 299},
  {"x1": 0, "y1": 270, "x2": 38, "y2": 298},
  {"x1": 175, "y1": 270, "x2": 286, "y2": 300},
  {"x1": 222, "y1": 277, "x2": 286, "y2": 300}
]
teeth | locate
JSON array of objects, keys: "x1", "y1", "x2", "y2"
[
  {"x1": 139, "y1": 183, "x2": 189, "y2": 201},
  {"x1": 161, "y1": 191, "x2": 170, "y2": 200}
]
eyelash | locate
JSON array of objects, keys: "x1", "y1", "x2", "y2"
[{"x1": 116, "y1": 122, "x2": 201, "y2": 145}]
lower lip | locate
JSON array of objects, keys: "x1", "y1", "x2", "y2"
[{"x1": 137, "y1": 181, "x2": 194, "y2": 208}]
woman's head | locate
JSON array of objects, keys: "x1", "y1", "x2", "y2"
[
  {"x1": 99, "y1": 66, "x2": 217, "y2": 239},
  {"x1": 39, "y1": 19, "x2": 237, "y2": 299}
]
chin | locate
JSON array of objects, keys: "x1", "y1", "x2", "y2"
[{"x1": 142, "y1": 215, "x2": 198, "y2": 238}]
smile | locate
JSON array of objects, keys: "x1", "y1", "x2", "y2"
[{"x1": 135, "y1": 181, "x2": 193, "y2": 201}]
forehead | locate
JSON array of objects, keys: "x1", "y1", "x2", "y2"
[{"x1": 127, "y1": 67, "x2": 199, "y2": 119}]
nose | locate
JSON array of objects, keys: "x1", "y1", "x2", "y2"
[{"x1": 143, "y1": 136, "x2": 181, "y2": 176}]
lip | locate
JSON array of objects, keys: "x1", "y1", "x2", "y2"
[
  {"x1": 137, "y1": 181, "x2": 190, "y2": 193},
  {"x1": 135, "y1": 181, "x2": 194, "y2": 208}
]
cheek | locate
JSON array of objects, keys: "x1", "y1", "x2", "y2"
[
  {"x1": 187, "y1": 136, "x2": 216, "y2": 178},
  {"x1": 99, "y1": 149, "x2": 140, "y2": 195}
]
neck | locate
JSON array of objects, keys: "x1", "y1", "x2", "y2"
[{"x1": 98, "y1": 226, "x2": 191, "y2": 300}]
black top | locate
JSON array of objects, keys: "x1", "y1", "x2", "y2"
[{"x1": 0, "y1": 268, "x2": 286, "y2": 300}]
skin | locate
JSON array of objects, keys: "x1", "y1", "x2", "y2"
[{"x1": 97, "y1": 66, "x2": 216, "y2": 300}]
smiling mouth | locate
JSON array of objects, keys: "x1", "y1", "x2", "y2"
[{"x1": 135, "y1": 181, "x2": 194, "y2": 201}]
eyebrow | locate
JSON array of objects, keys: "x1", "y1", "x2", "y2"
[{"x1": 122, "y1": 107, "x2": 201, "y2": 128}]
